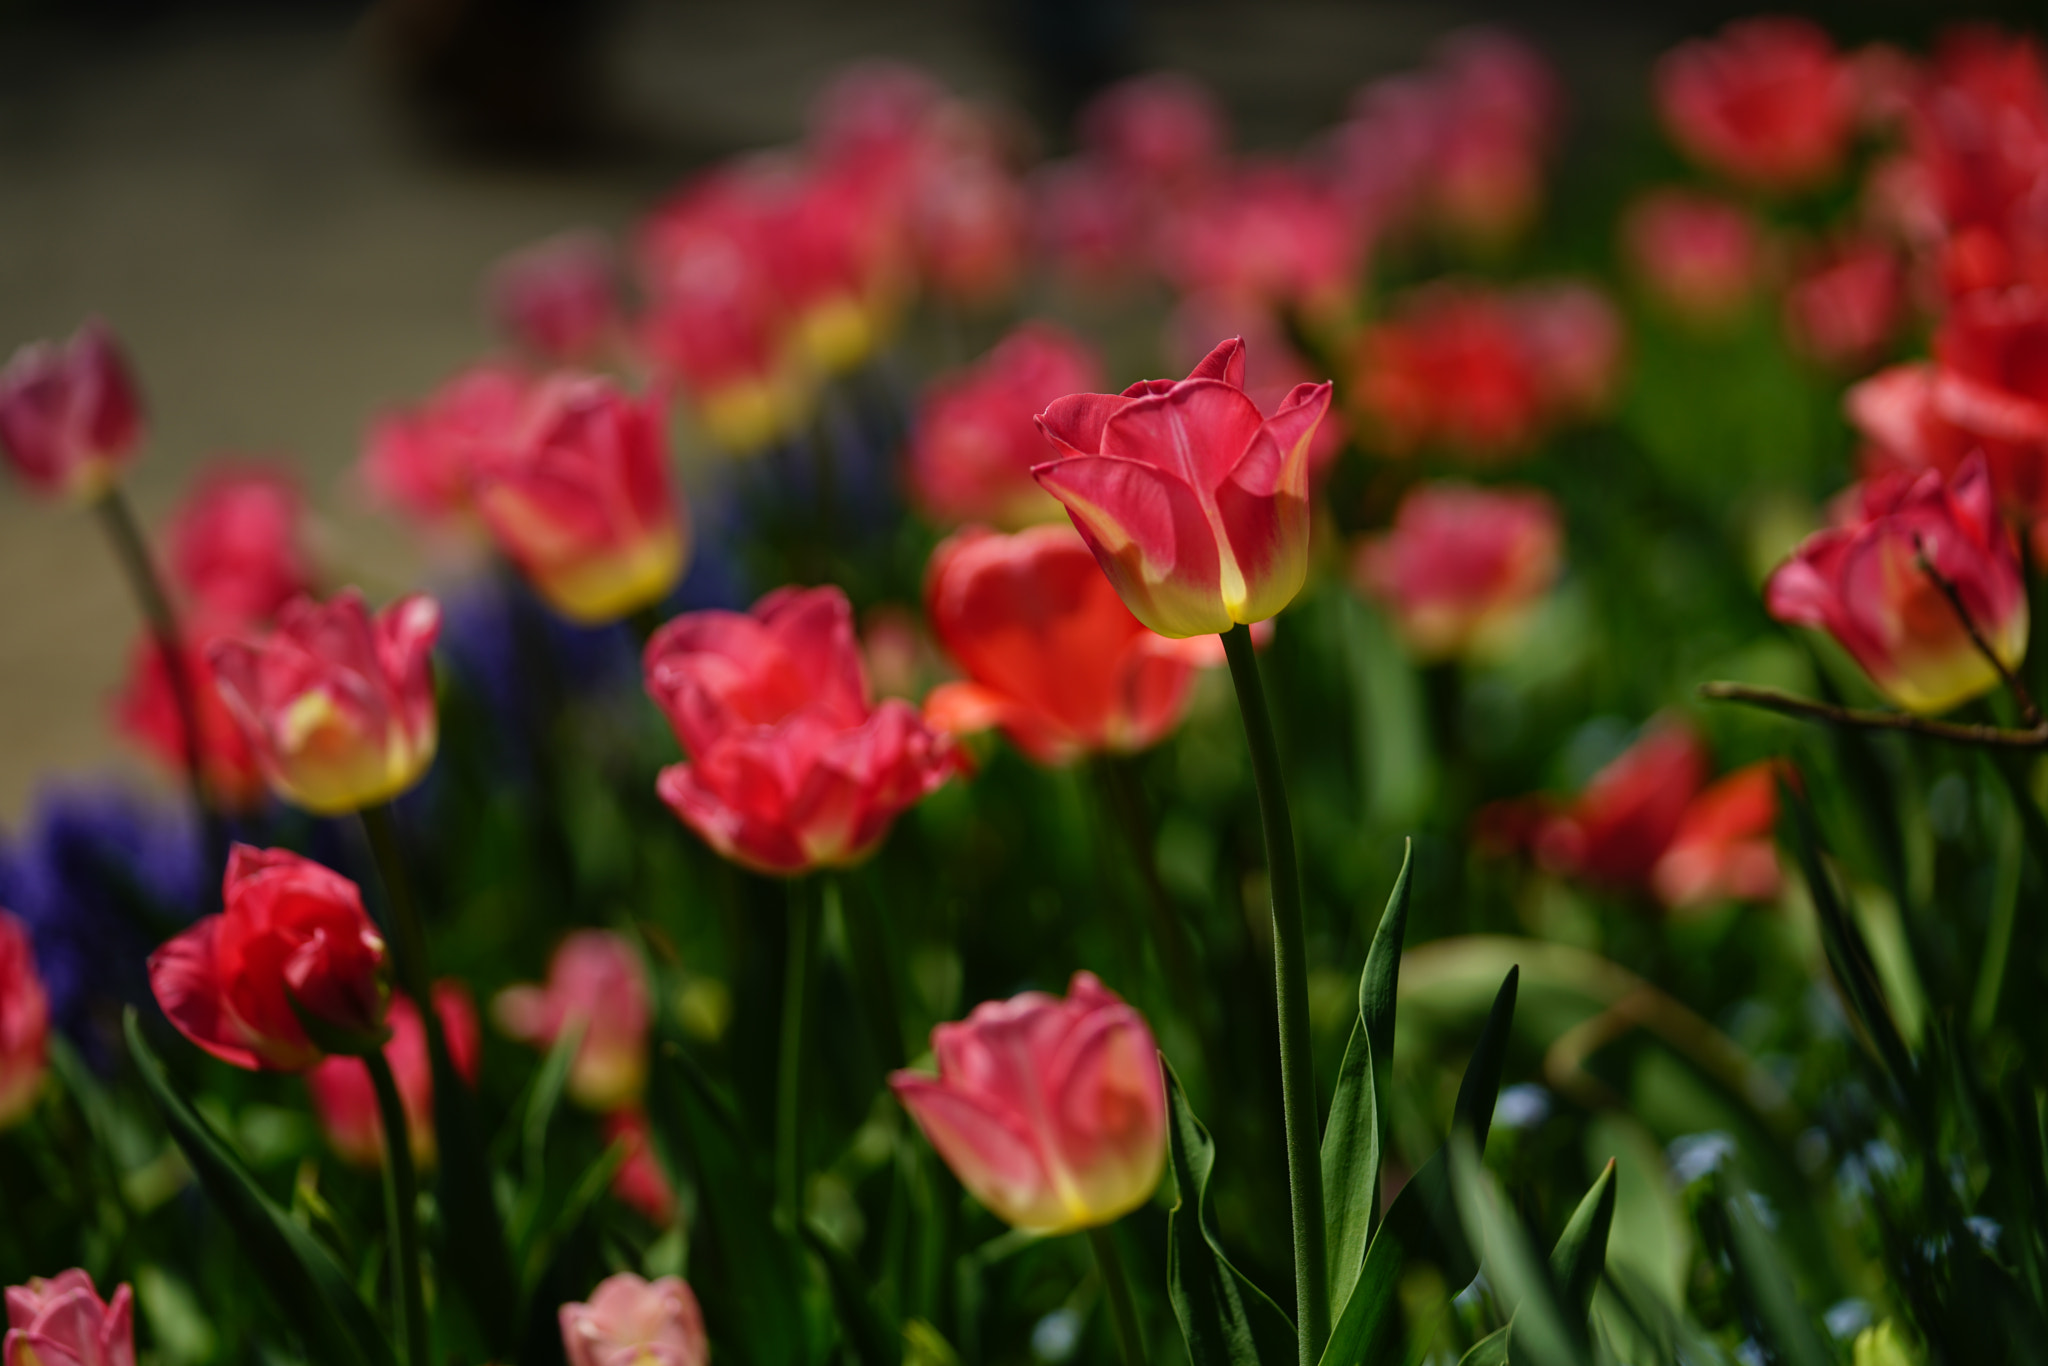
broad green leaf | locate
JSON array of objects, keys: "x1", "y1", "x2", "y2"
[
  {"x1": 1549, "y1": 1159, "x2": 1618, "y2": 1324},
  {"x1": 1448, "y1": 1133, "x2": 1587, "y2": 1366},
  {"x1": 1457, "y1": 1326, "x2": 1510, "y2": 1366},
  {"x1": 1162, "y1": 1057, "x2": 1298, "y2": 1366},
  {"x1": 647, "y1": 1036, "x2": 818, "y2": 1366},
  {"x1": 1320, "y1": 968, "x2": 1519, "y2": 1366},
  {"x1": 1324, "y1": 842, "x2": 1414, "y2": 1312},
  {"x1": 124, "y1": 1011, "x2": 393, "y2": 1366},
  {"x1": 1718, "y1": 1174, "x2": 1830, "y2": 1366}
]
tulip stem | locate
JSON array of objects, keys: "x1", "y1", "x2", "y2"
[
  {"x1": 366, "y1": 1050, "x2": 431, "y2": 1366},
  {"x1": 1219, "y1": 623, "x2": 1329, "y2": 1363},
  {"x1": 1087, "y1": 1222, "x2": 1149, "y2": 1366},
  {"x1": 1700, "y1": 681, "x2": 2048, "y2": 749},
  {"x1": 777, "y1": 877, "x2": 815, "y2": 1226},
  {"x1": 93, "y1": 485, "x2": 221, "y2": 869}
]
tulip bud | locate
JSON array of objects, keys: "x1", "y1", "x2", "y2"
[
  {"x1": 644, "y1": 586, "x2": 960, "y2": 874},
  {"x1": 148, "y1": 845, "x2": 389, "y2": 1073},
  {"x1": 4, "y1": 1270, "x2": 135, "y2": 1366},
  {"x1": 208, "y1": 589, "x2": 440, "y2": 816},
  {"x1": 924, "y1": 524, "x2": 1216, "y2": 764},
  {"x1": 891, "y1": 972, "x2": 1166, "y2": 1234},
  {"x1": 0, "y1": 911, "x2": 49, "y2": 1130},
  {"x1": 165, "y1": 464, "x2": 313, "y2": 626},
  {"x1": 471, "y1": 374, "x2": 690, "y2": 625},
  {"x1": 1766, "y1": 455, "x2": 2028, "y2": 714},
  {"x1": 559, "y1": 1274, "x2": 708, "y2": 1366},
  {"x1": 1655, "y1": 16, "x2": 1854, "y2": 192},
  {"x1": 1354, "y1": 482, "x2": 1562, "y2": 663},
  {"x1": 493, "y1": 931, "x2": 652, "y2": 1111},
  {"x1": 1033, "y1": 337, "x2": 1332, "y2": 638},
  {"x1": 306, "y1": 982, "x2": 480, "y2": 1169},
  {"x1": 0, "y1": 320, "x2": 143, "y2": 502}
]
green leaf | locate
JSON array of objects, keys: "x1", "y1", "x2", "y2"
[
  {"x1": 647, "y1": 1035, "x2": 818, "y2": 1366},
  {"x1": 1549, "y1": 1159, "x2": 1618, "y2": 1324},
  {"x1": 1324, "y1": 842, "x2": 1414, "y2": 1312},
  {"x1": 423, "y1": 1010, "x2": 521, "y2": 1355},
  {"x1": 1448, "y1": 1133, "x2": 1587, "y2": 1366},
  {"x1": 123, "y1": 1011, "x2": 393, "y2": 1366},
  {"x1": 1717, "y1": 1174, "x2": 1831, "y2": 1366},
  {"x1": 1320, "y1": 968, "x2": 1518, "y2": 1366},
  {"x1": 1457, "y1": 1326, "x2": 1511, "y2": 1366},
  {"x1": 1162, "y1": 1057, "x2": 1298, "y2": 1366},
  {"x1": 802, "y1": 1221, "x2": 900, "y2": 1366}
]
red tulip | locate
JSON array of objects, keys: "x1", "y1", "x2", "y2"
[
  {"x1": 4, "y1": 1271, "x2": 134, "y2": 1366},
  {"x1": 1033, "y1": 337, "x2": 1333, "y2": 638},
  {"x1": 1655, "y1": 16, "x2": 1854, "y2": 192},
  {"x1": 114, "y1": 630, "x2": 267, "y2": 812},
  {"x1": 1163, "y1": 162, "x2": 1365, "y2": 319},
  {"x1": 644, "y1": 586, "x2": 960, "y2": 875},
  {"x1": 1426, "y1": 28, "x2": 1559, "y2": 245},
  {"x1": 911, "y1": 150, "x2": 1028, "y2": 307},
  {"x1": 1511, "y1": 281, "x2": 1625, "y2": 418},
  {"x1": 890, "y1": 971, "x2": 1166, "y2": 1234},
  {"x1": 0, "y1": 910, "x2": 48, "y2": 1130},
  {"x1": 0, "y1": 320, "x2": 143, "y2": 501},
  {"x1": 306, "y1": 982, "x2": 480, "y2": 1169},
  {"x1": 1031, "y1": 157, "x2": 1148, "y2": 287},
  {"x1": 1766, "y1": 455, "x2": 2028, "y2": 714},
  {"x1": 489, "y1": 230, "x2": 621, "y2": 365},
  {"x1": 148, "y1": 845, "x2": 389, "y2": 1072},
  {"x1": 1783, "y1": 236, "x2": 1907, "y2": 368},
  {"x1": 1622, "y1": 190, "x2": 1764, "y2": 324},
  {"x1": 1355, "y1": 283, "x2": 1544, "y2": 459},
  {"x1": 1652, "y1": 762, "x2": 1783, "y2": 911},
  {"x1": 923, "y1": 524, "x2": 1217, "y2": 765},
  {"x1": 1354, "y1": 482, "x2": 1562, "y2": 662},
  {"x1": 559, "y1": 1274, "x2": 707, "y2": 1366},
  {"x1": 470, "y1": 374, "x2": 688, "y2": 625},
  {"x1": 494, "y1": 931, "x2": 652, "y2": 1111},
  {"x1": 362, "y1": 364, "x2": 531, "y2": 528},
  {"x1": 208, "y1": 589, "x2": 440, "y2": 815},
  {"x1": 909, "y1": 323, "x2": 1103, "y2": 528},
  {"x1": 165, "y1": 464, "x2": 312, "y2": 626},
  {"x1": 807, "y1": 60, "x2": 944, "y2": 168},
  {"x1": 1080, "y1": 73, "x2": 1228, "y2": 193},
  {"x1": 1535, "y1": 719, "x2": 1710, "y2": 892},
  {"x1": 602, "y1": 1109, "x2": 678, "y2": 1226}
]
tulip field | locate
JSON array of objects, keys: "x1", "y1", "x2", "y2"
[{"x1": 10, "y1": 14, "x2": 2048, "y2": 1366}]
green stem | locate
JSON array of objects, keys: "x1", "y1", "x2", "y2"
[
  {"x1": 365, "y1": 1051, "x2": 430, "y2": 1366},
  {"x1": 1220, "y1": 623, "x2": 1329, "y2": 1363},
  {"x1": 836, "y1": 873, "x2": 908, "y2": 1070},
  {"x1": 777, "y1": 878, "x2": 815, "y2": 1225},
  {"x1": 361, "y1": 805, "x2": 435, "y2": 1011},
  {"x1": 1974, "y1": 799, "x2": 2025, "y2": 1034},
  {"x1": 1087, "y1": 1222, "x2": 1148, "y2": 1366}
]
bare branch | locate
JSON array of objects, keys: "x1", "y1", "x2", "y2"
[{"x1": 1698, "y1": 680, "x2": 2048, "y2": 749}]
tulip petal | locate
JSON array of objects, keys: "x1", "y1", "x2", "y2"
[
  {"x1": 1099, "y1": 378, "x2": 1264, "y2": 498},
  {"x1": 1035, "y1": 393, "x2": 1131, "y2": 458},
  {"x1": 1044, "y1": 1007, "x2": 1167, "y2": 1224},
  {"x1": 1033, "y1": 455, "x2": 1230, "y2": 638},
  {"x1": 148, "y1": 919, "x2": 264, "y2": 1072},
  {"x1": 890, "y1": 1073, "x2": 1068, "y2": 1232},
  {"x1": 1184, "y1": 336, "x2": 1246, "y2": 387}
]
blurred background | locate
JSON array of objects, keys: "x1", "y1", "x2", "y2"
[{"x1": 0, "y1": 0, "x2": 2025, "y2": 821}]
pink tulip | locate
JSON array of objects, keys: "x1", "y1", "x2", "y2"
[
  {"x1": 1655, "y1": 16, "x2": 1855, "y2": 192},
  {"x1": 115, "y1": 628, "x2": 268, "y2": 812},
  {"x1": 891, "y1": 972, "x2": 1165, "y2": 1234},
  {"x1": 1782, "y1": 236, "x2": 1906, "y2": 369},
  {"x1": 1354, "y1": 482, "x2": 1562, "y2": 662},
  {"x1": 1032, "y1": 337, "x2": 1333, "y2": 638},
  {"x1": 306, "y1": 982, "x2": 481, "y2": 1169},
  {"x1": 0, "y1": 321, "x2": 142, "y2": 502},
  {"x1": 1162, "y1": 162, "x2": 1365, "y2": 319},
  {"x1": 471, "y1": 374, "x2": 689, "y2": 625},
  {"x1": 602, "y1": 1109, "x2": 678, "y2": 1226},
  {"x1": 909, "y1": 323, "x2": 1103, "y2": 528},
  {"x1": 1622, "y1": 190, "x2": 1765, "y2": 324},
  {"x1": 4, "y1": 1270, "x2": 134, "y2": 1366},
  {"x1": 362, "y1": 364, "x2": 531, "y2": 528},
  {"x1": 560, "y1": 1274, "x2": 707, "y2": 1366},
  {"x1": 911, "y1": 150, "x2": 1028, "y2": 307},
  {"x1": 644, "y1": 586, "x2": 960, "y2": 875},
  {"x1": 0, "y1": 911, "x2": 48, "y2": 1130},
  {"x1": 1079, "y1": 73, "x2": 1228, "y2": 193},
  {"x1": 208, "y1": 589, "x2": 440, "y2": 815},
  {"x1": 489, "y1": 231, "x2": 621, "y2": 365},
  {"x1": 493, "y1": 931, "x2": 652, "y2": 1111},
  {"x1": 165, "y1": 464, "x2": 313, "y2": 627},
  {"x1": 1767, "y1": 455, "x2": 2028, "y2": 714}
]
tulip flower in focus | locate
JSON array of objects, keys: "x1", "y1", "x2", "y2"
[
  {"x1": 148, "y1": 845, "x2": 389, "y2": 1072},
  {"x1": 0, "y1": 321, "x2": 143, "y2": 503},
  {"x1": 1534, "y1": 719, "x2": 1711, "y2": 894},
  {"x1": 489, "y1": 230, "x2": 621, "y2": 365},
  {"x1": 909, "y1": 323, "x2": 1103, "y2": 527},
  {"x1": 890, "y1": 971, "x2": 1166, "y2": 1234},
  {"x1": 115, "y1": 632, "x2": 267, "y2": 811},
  {"x1": 1651, "y1": 763, "x2": 1783, "y2": 911},
  {"x1": 471, "y1": 374, "x2": 689, "y2": 625},
  {"x1": 1622, "y1": 190, "x2": 1765, "y2": 325},
  {"x1": 307, "y1": 983, "x2": 479, "y2": 1169},
  {"x1": 1783, "y1": 237, "x2": 1907, "y2": 369},
  {"x1": 3, "y1": 1270, "x2": 134, "y2": 1366},
  {"x1": 363, "y1": 364, "x2": 531, "y2": 528},
  {"x1": 1033, "y1": 337, "x2": 1333, "y2": 638},
  {"x1": 165, "y1": 464, "x2": 313, "y2": 626},
  {"x1": 1354, "y1": 482, "x2": 1563, "y2": 663},
  {"x1": 559, "y1": 1274, "x2": 708, "y2": 1366},
  {"x1": 1655, "y1": 16, "x2": 1855, "y2": 193},
  {"x1": 208, "y1": 590, "x2": 441, "y2": 816},
  {"x1": 644, "y1": 586, "x2": 961, "y2": 874},
  {"x1": 1766, "y1": 456, "x2": 2027, "y2": 715},
  {"x1": 494, "y1": 930, "x2": 652, "y2": 1111},
  {"x1": 602, "y1": 1109, "x2": 678, "y2": 1226},
  {"x1": 924, "y1": 524, "x2": 1218, "y2": 764},
  {"x1": 0, "y1": 911, "x2": 48, "y2": 1130}
]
